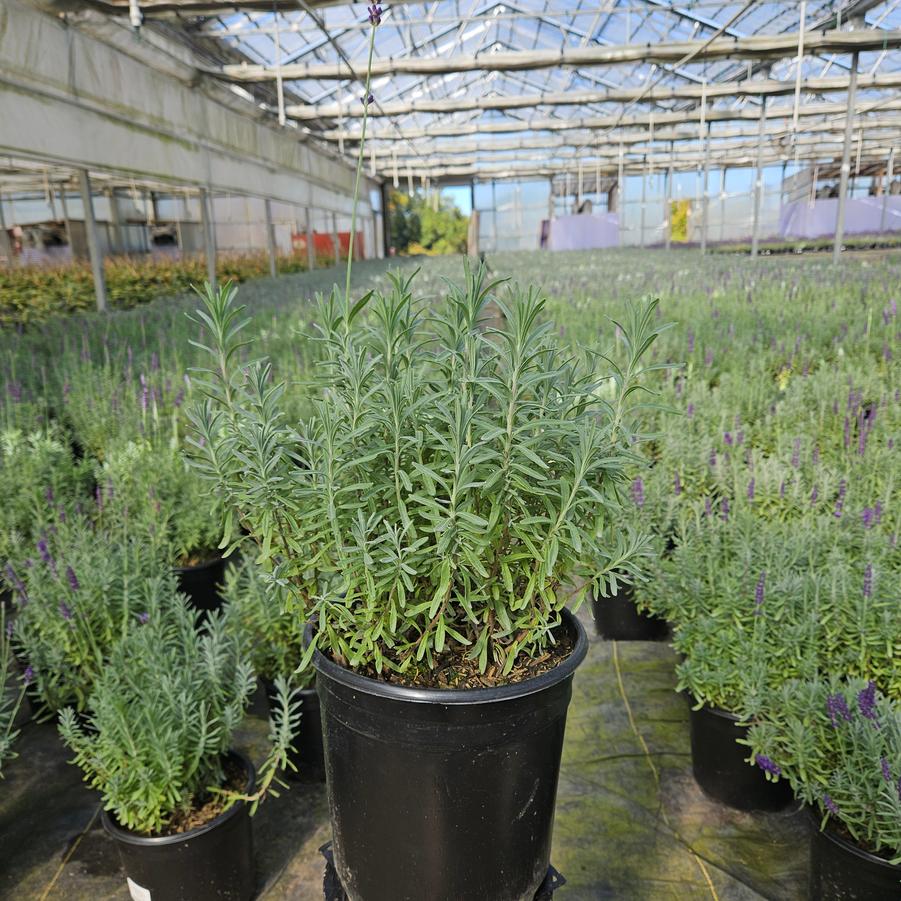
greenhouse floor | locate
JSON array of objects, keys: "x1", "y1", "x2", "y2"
[{"x1": 0, "y1": 609, "x2": 809, "y2": 900}]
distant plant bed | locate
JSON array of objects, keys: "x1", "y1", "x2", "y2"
[
  {"x1": 711, "y1": 233, "x2": 901, "y2": 256},
  {"x1": 0, "y1": 252, "x2": 313, "y2": 326}
]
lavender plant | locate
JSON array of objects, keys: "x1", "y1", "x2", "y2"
[
  {"x1": 748, "y1": 677, "x2": 901, "y2": 862},
  {"x1": 10, "y1": 519, "x2": 172, "y2": 712},
  {"x1": 221, "y1": 556, "x2": 312, "y2": 687},
  {"x1": 189, "y1": 270, "x2": 668, "y2": 681},
  {"x1": 0, "y1": 606, "x2": 26, "y2": 777},
  {"x1": 59, "y1": 597, "x2": 300, "y2": 835},
  {"x1": 96, "y1": 438, "x2": 224, "y2": 565}
]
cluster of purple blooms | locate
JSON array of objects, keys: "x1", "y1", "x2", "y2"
[
  {"x1": 367, "y1": 4, "x2": 382, "y2": 25},
  {"x1": 631, "y1": 477, "x2": 645, "y2": 509}
]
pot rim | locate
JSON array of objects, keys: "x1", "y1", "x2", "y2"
[
  {"x1": 685, "y1": 693, "x2": 744, "y2": 723},
  {"x1": 101, "y1": 750, "x2": 255, "y2": 847},
  {"x1": 306, "y1": 607, "x2": 588, "y2": 705},
  {"x1": 807, "y1": 806, "x2": 901, "y2": 870}
]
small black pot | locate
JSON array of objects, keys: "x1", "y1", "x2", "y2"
[
  {"x1": 102, "y1": 751, "x2": 255, "y2": 901},
  {"x1": 260, "y1": 677, "x2": 325, "y2": 782},
  {"x1": 688, "y1": 701, "x2": 793, "y2": 811},
  {"x1": 174, "y1": 556, "x2": 227, "y2": 614},
  {"x1": 809, "y1": 810, "x2": 901, "y2": 900},
  {"x1": 591, "y1": 584, "x2": 668, "y2": 641},
  {"x1": 310, "y1": 608, "x2": 588, "y2": 901}
]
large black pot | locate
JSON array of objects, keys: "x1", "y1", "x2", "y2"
[
  {"x1": 310, "y1": 608, "x2": 588, "y2": 901},
  {"x1": 261, "y1": 676, "x2": 325, "y2": 782},
  {"x1": 688, "y1": 701, "x2": 793, "y2": 811},
  {"x1": 174, "y1": 556, "x2": 227, "y2": 614},
  {"x1": 809, "y1": 810, "x2": 901, "y2": 900},
  {"x1": 591, "y1": 584, "x2": 668, "y2": 641},
  {"x1": 102, "y1": 751, "x2": 255, "y2": 901}
]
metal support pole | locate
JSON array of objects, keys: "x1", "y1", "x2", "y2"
[
  {"x1": 751, "y1": 98, "x2": 767, "y2": 259},
  {"x1": 700, "y1": 122, "x2": 712, "y2": 254},
  {"x1": 77, "y1": 169, "x2": 108, "y2": 313},
  {"x1": 719, "y1": 167, "x2": 727, "y2": 242},
  {"x1": 0, "y1": 192, "x2": 11, "y2": 264},
  {"x1": 331, "y1": 212, "x2": 340, "y2": 266},
  {"x1": 880, "y1": 148, "x2": 894, "y2": 233},
  {"x1": 305, "y1": 208, "x2": 316, "y2": 270},
  {"x1": 264, "y1": 198, "x2": 278, "y2": 278},
  {"x1": 617, "y1": 143, "x2": 624, "y2": 246},
  {"x1": 639, "y1": 164, "x2": 647, "y2": 248},
  {"x1": 200, "y1": 188, "x2": 217, "y2": 290},
  {"x1": 665, "y1": 160, "x2": 673, "y2": 251},
  {"x1": 834, "y1": 51, "x2": 859, "y2": 264}
]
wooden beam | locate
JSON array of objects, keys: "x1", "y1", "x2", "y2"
[
  {"x1": 212, "y1": 29, "x2": 901, "y2": 82},
  {"x1": 286, "y1": 72, "x2": 901, "y2": 120}
]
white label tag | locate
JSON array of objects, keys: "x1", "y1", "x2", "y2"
[{"x1": 127, "y1": 877, "x2": 152, "y2": 901}]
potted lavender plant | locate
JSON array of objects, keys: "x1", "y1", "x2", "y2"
[
  {"x1": 59, "y1": 594, "x2": 299, "y2": 901},
  {"x1": 222, "y1": 556, "x2": 323, "y2": 780},
  {"x1": 749, "y1": 677, "x2": 901, "y2": 900},
  {"x1": 188, "y1": 263, "x2": 666, "y2": 900}
]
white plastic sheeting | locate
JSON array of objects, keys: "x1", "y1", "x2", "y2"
[
  {"x1": 779, "y1": 197, "x2": 901, "y2": 238},
  {"x1": 548, "y1": 213, "x2": 619, "y2": 250}
]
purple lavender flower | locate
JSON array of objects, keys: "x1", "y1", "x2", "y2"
[
  {"x1": 736, "y1": 430, "x2": 744, "y2": 446},
  {"x1": 137, "y1": 611, "x2": 150, "y2": 625},
  {"x1": 724, "y1": 432, "x2": 733, "y2": 447},
  {"x1": 709, "y1": 449, "x2": 717, "y2": 468},
  {"x1": 59, "y1": 601, "x2": 73, "y2": 621},
  {"x1": 23, "y1": 665, "x2": 34, "y2": 685},
  {"x1": 843, "y1": 417, "x2": 851, "y2": 450},
  {"x1": 363, "y1": 93, "x2": 375, "y2": 105},
  {"x1": 673, "y1": 472, "x2": 682, "y2": 496},
  {"x1": 779, "y1": 480, "x2": 786, "y2": 499},
  {"x1": 686, "y1": 403, "x2": 694, "y2": 418},
  {"x1": 37, "y1": 538, "x2": 52, "y2": 566},
  {"x1": 862, "y1": 508, "x2": 875, "y2": 528},
  {"x1": 826, "y1": 693, "x2": 852, "y2": 727},
  {"x1": 367, "y1": 3, "x2": 382, "y2": 25},
  {"x1": 44, "y1": 486, "x2": 55, "y2": 505},
  {"x1": 881, "y1": 757, "x2": 892, "y2": 782},
  {"x1": 747, "y1": 479, "x2": 755, "y2": 501},
  {"x1": 791, "y1": 438, "x2": 801, "y2": 468},
  {"x1": 858, "y1": 682, "x2": 878, "y2": 721},
  {"x1": 631, "y1": 478, "x2": 645, "y2": 508},
  {"x1": 811, "y1": 485, "x2": 818, "y2": 506},
  {"x1": 720, "y1": 497, "x2": 730, "y2": 521},
  {"x1": 863, "y1": 564, "x2": 873, "y2": 599},
  {"x1": 755, "y1": 754, "x2": 781, "y2": 777},
  {"x1": 754, "y1": 571, "x2": 765, "y2": 615},
  {"x1": 65, "y1": 566, "x2": 80, "y2": 592},
  {"x1": 704, "y1": 349, "x2": 714, "y2": 367},
  {"x1": 823, "y1": 794, "x2": 839, "y2": 816},
  {"x1": 833, "y1": 480, "x2": 847, "y2": 519}
]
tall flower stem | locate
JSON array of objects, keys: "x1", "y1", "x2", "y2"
[{"x1": 344, "y1": 22, "x2": 378, "y2": 321}]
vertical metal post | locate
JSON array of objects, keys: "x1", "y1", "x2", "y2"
[
  {"x1": 200, "y1": 187, "x2": 217, "y2": 290},
  {"x1": 751, "y1": 98, "x2": 767, "y2": 259},
  {"x1": 617, "y1": 142, "x2": 624, "y2": 246},
  {"x1": 719, "y1": 167, "x2": 727, "y2": 242},
  {"x1": 305, "y1": 207, "x2": 315, "y2": 270},
  {"x1": 639, "y1": 163, "x2": 647, "y2": 248},
  {"x1": 331, "y1": 211, "x2": 340, "y2": 266},
  {"x1": 264, "y1": 198, "x2": 278, "y2": 278},
  {"x1": 880, "y1": 149, "x2": 894, "y2": 233},
  {"x1": 700, "y1": 122, "x2": 712, "y2": 254},
  {"x1": 77, "y1": 169, "x2": 108, "y2": 312},
  {"x1": 665, "y1": 159, "x2": 673, "y2": 251},
  {"x1": 834, "y1": 51, "x2": 859, "y2": 264},
  {"x1": 0, "y1": 192, "x2": 12, "y2": 264},
  {"x1": 108, "y1": 188, "x2": 125, "y2": 255}
]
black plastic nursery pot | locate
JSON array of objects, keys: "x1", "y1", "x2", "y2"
[
  {"x1": 310, "y1": 608, "x2": 588, "y2": 901},
  {"x1": 174, "y1": 556, "x2": 227, "y2": 614},
  {"x1": 102, "y1": 751, "x2": 255, "y2": 901},
  {"x1": 688, "y1": 701, "x2": 794, "y2": 811},
  {"x1": 809, "y1": 810, "x2": 901, "y2": 901},
  {"x1": 591, "y1": 584, "x2": 668, "y2": 641},
  {"x1": 261, "y1": 676, "x2": 325, "y2": 782}
]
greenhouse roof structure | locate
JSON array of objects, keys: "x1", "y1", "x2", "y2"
[{"x1": 59, "y1": 0, "x2": 901, "y2": 183}]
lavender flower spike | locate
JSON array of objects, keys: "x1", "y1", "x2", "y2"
[
  {"x1": 881, "y1": 757, "x2": 892, "y2": 782},
  {"x1": 755, "y1": 754, "x2": 781, "y2": 777},
  {"x1": 863, "y1": 564, "x2": 873, "y2": 599},
  {"x1": 857, "y1": 681, "x2": 878, "y2": 721},
  {"x1": 59, "y1": 600, "x2": 73, "y2": 621},
  {"x1": 65, "y1": 565, "x2": 80, "y2": 592},
  {"x1": 754, "y1": 571, "x2": 766, "y2": 614},
  {"x1": 367, "y1": 3, "x2": 382, "y2": 25},
  {"x1": 826, "y1": 693, "x2": 852, "y2": 727},
  {"x1": 631, "y1": 477, "x2": 645, "y2": 508},
  {"x1": 137, "y1": 611, "x2": 150, "y2": 625},
  {"x1": 823, "y1": 794, "x2": 839, "y2": 816}
]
